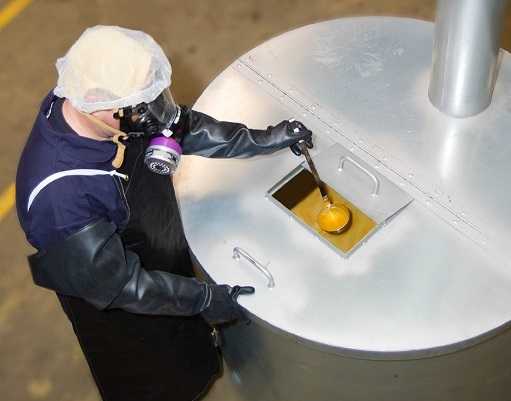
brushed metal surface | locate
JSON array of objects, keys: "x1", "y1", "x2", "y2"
[
  {"x1": 233, "y1": 17, "x2": 511, "y2": 253},
  {"x1": 176, "y1": 17, "x2": 511, "y2": 353},
  {"x1": 429, "y1": 0, "x2": 507, "y2": 117}
]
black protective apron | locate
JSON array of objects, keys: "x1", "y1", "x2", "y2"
[{"x1": 58, "y1": 138, "x2": 220, "y2": 401}]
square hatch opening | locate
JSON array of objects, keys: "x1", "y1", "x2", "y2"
[
  {"x1": 268, "y1": 144, "x2": 413, "y2": 257},
  {"x1": 272, "y1": 168, "x2": 376, "y2": 254}
]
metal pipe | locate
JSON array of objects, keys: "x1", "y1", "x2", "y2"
[{"x1": 429, "y1": 0, "x2": 507, "y2": 117}]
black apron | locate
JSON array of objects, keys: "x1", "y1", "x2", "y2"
[{"x1": 58, "y1": 138, "x2": 221, "y2": 401}]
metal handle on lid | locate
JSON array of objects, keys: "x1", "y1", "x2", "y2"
[
  {"x1": 338, "y1": 156, "x2": 380, "y2": 197},
  {"x1": 233, "y1": 247, "x2": 275, "y2": 288}
]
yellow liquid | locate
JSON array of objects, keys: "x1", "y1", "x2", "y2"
[
  {"x1": 272, "y1": 169, "x2": 376, "y2": 253},
  {"x1": 317, "y1": 201, "x2": 351, "y2": 233}
]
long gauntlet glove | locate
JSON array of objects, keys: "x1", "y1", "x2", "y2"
[
  {"x1": 28, "y1": 220, "x2": 210, "y2": 316},
  {"x1": 202, "y1": 285, "x2": 255, "y2": 326},
  {"x1": 178, "y1": 107, "x2": 312, "y2": 158}
]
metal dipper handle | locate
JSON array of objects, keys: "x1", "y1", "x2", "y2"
[{"x1": 298, "y1": 142, "x2": 330, "y2": 202}]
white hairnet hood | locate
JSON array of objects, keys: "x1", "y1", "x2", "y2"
[{"x1": 54, "y1": 25, "x2": 172, "y2": 113}]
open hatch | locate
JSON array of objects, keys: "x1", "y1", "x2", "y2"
[{"x1": 268, "y1": 144, "x2": 413, "y2": 257}]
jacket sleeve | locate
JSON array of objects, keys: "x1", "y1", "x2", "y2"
[
  {"x1": 28, "y1": 219, "x2": 212, "y2": 316},
  {"x1": 179, "y1": 107, "x2": 293, "y2": 158}
]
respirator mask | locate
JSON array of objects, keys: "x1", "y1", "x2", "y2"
[{"x1": 114, "y1": 88, "x2": 183, "y2": 175}]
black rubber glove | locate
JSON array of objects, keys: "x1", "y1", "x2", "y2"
[
  {"x1": 268, "y1": 119, "x2": 313, "y2": 153},
  {"x1": 179, "y1": 107, "x2": 314, "y2": 158},
  {"x1": 286, "y1": 120, "x2": 314, "y2": 156},
  {"x1": 202, "y1": 284, "x2": 255, "y2": 326}
]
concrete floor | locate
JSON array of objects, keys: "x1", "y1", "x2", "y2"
[{"x1": 2, "y1": 1, "x2": 511, "y2": 400}]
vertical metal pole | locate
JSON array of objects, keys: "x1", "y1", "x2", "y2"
[{"x1": 429, "y1": 0, "x2": 507, "y2": 118}]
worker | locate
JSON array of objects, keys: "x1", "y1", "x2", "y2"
[{"x1": 15, "y1": 25, "x2": 313, "y2": 401}]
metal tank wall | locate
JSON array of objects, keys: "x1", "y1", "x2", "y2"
[{"x1": 220, "y1": 319, "x2": 511, "y2": 401}]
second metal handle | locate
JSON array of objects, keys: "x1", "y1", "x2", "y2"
[
  {"x1": 338, "y1": 156, "x2": 380, "y2": 197},
  {"x1": 233, "y1": 247, "x2": 275, "y2": 288}
]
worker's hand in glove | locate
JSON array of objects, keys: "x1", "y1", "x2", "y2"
[
  {"x1": 267, "y1": 119, "x2": 313, "y2": 152},
  {"x1": 202, "y1": 284, "x2": 255, "y2": 326}
]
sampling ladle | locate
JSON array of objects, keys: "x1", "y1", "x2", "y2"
[{"x1": 297, "y1": 141, "x2": 351, "y2": 234}]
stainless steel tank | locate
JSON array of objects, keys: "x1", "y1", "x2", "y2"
[{"x1": 175, "y1": 13, "x2": 511, "y2": 401}]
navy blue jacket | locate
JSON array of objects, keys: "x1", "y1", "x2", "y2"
[{"x1": 16, "y1": 93, "x2": 129, "y2": 250}]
